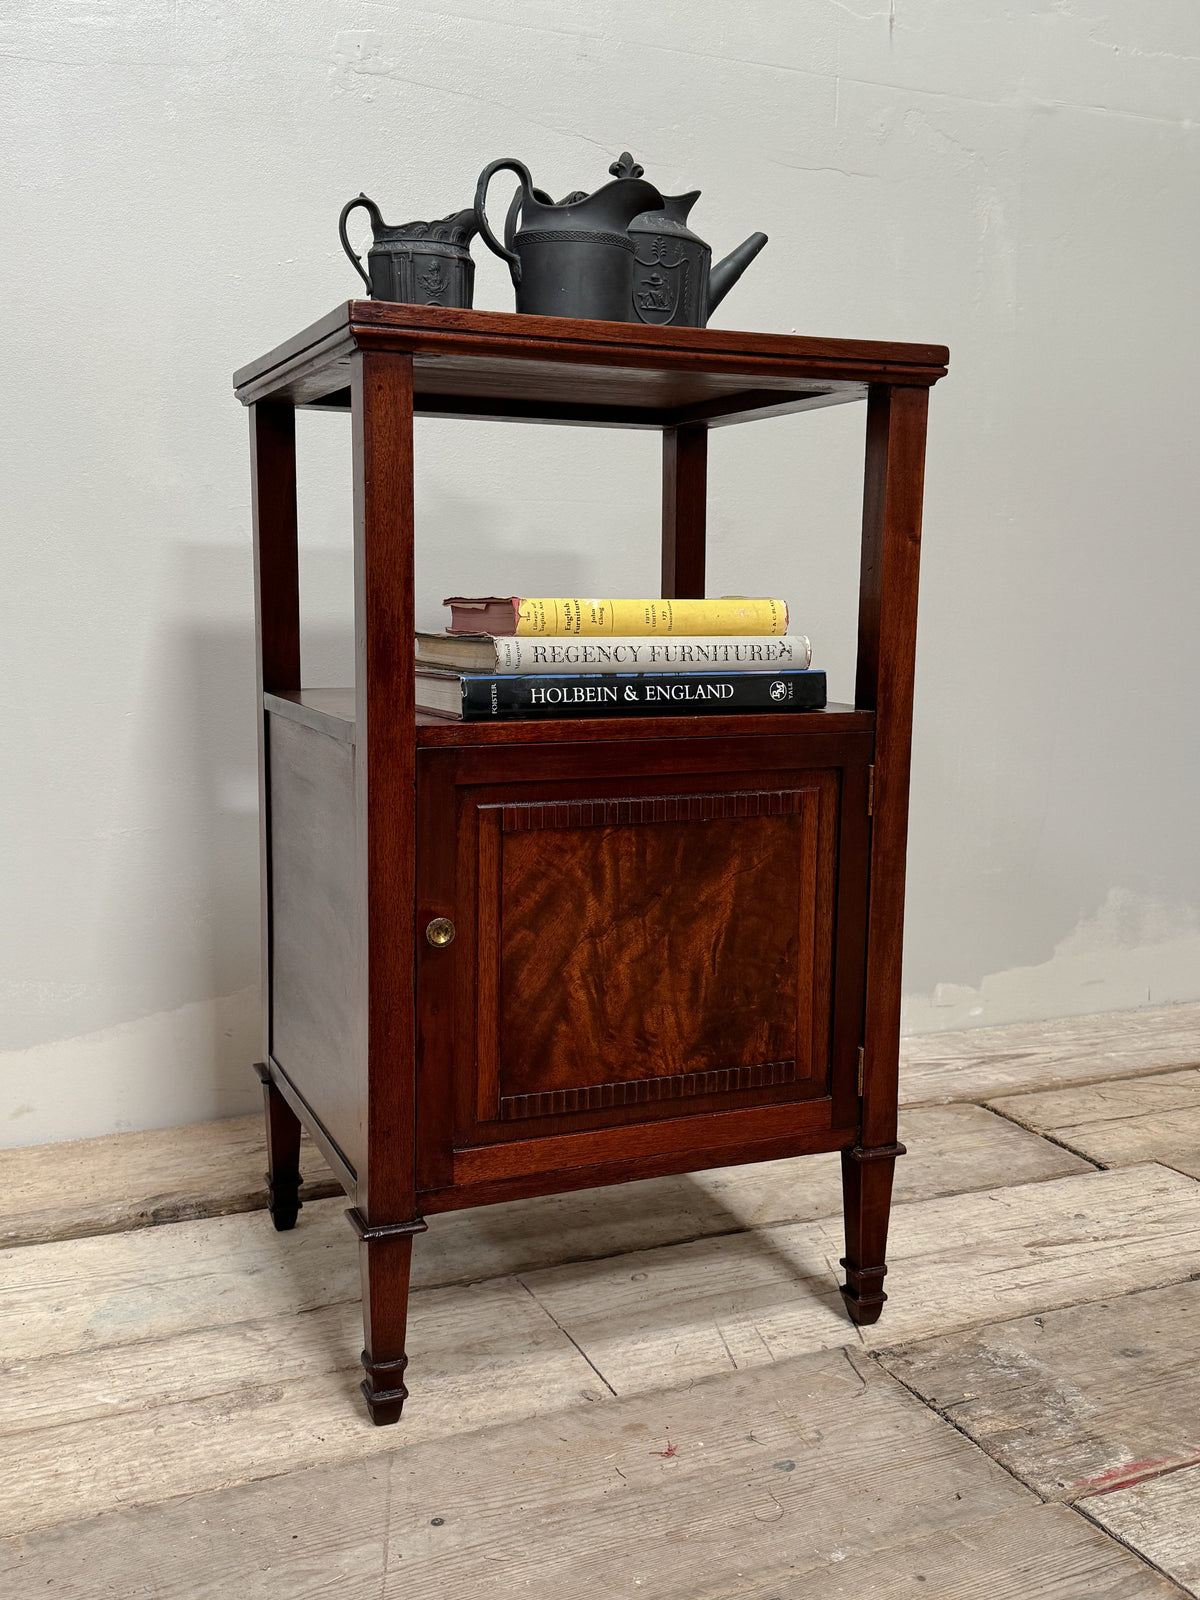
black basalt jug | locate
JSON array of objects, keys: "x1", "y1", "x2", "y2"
[{"x1": 339, "y1": 194, "x2": 477, "y2": 308}]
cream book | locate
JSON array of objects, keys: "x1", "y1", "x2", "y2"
[
  {"x1": 443, "y1": 595, "x2": 789, "y2": 637},
  {"x1": 416, "y1": 631, "x2": 812, "y2": 674}
]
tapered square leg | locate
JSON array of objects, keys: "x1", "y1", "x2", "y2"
[
  {"x1": 840, "y1": 1141, "x2": 906, "y2": 1325},
  {"x1": 348, "y1": 1210, "x2": 427, "y2": 1426},
  {"x1": 254, "y1": 1063, "x2": 303, "y2": 1231}
]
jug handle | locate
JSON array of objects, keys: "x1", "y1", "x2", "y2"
[
  {"x1": 474, "y1": 159, "x2": 533, "y2": 288},
  {"x1": 338, "y1": 194, "x2": 383, "y2": 294}
]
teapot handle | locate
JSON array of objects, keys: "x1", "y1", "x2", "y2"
[
  {"x1": 473, "y1": 159, "x2": 532, "y2": 288},
  {"x1": 338, "y1": 194, "x2": 383, "y2": 294},
  {"x1": 504, "y1": 183, "x2": 554, "y2": 253}
]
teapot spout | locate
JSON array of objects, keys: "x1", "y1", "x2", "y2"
[{"x1": 706, "y1": 231, "x2": 768, "y2": 316}]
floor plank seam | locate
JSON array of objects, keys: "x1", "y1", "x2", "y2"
[
  {"x1": 981, "y1": 1070, "x2": 1200, "y2": 1132},
  {"x1": 401, "y1": 1156, "x2": 1151, "y2": 1296},
  {"x1": 4, "y1": 1210, "x2": 834, "y2": 1276},
  {"x1": 420, "y1": 1220, "x2": 788, "y2": 1291},
  {"x1": 0, "y1": 1182, "x2": 344, "y2": 1236},
  {"x1": 873, "y1": 1262, "x2": 1200, "y2": 1371},
  {"x1": 0, "y1": 1296, "x2": 367, "y2": 1372},
  {"x1": 0, "y1": 1370, "x2": 678, "y2": 1546},
  {"x1": 514, "y1": 1276, "x2": 618, "y2": 1398},
  {"x1": 865, "y1": 1349, "x2": 1065, "y2": 1504},
  {"x1": 874, "y1": 1311, "x2": 1200, "y2": 1469},
  {"x1": 1155, "y1": 1159, "x2": 1200, "y2": 1187},
  {"x1": 980, "y1": 1100, "x2": 1109, "y2": 1170},
  {"x1": 0, "y1": 1164, "x2": 1136, "y2": 1261},
  {"x1": 901, "y1": 1053, "x2": 1200, "y2": 1109},
  {"x1": 840, "y1": 1344, "x2": 871, "y2": 1391},
  {"x1": 1072, "y1": 1496, "x2": 1197, "y2": 1597},
  {"x1": 13, "y1": 1165, "x2": 1198, "y2": 1374},
  {"x1": 5, "y1": 1149, "x2": 1124, "y2": 1261}
]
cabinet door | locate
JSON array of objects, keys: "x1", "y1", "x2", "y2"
[{"x1": 415, "y1": 738, "x2": 870, "y2": 1194}]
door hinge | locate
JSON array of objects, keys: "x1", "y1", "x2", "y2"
[
  {"x1": 857, "y1": 1046, "x2": 865, "y2": 1096},
  {"x1": 867, "y1": 766, "x2": 875, "y2": 817}
]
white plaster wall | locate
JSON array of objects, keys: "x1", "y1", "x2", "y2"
[{"x1": 2, "y1": 2, "x2": 1197, "y2": 1146}]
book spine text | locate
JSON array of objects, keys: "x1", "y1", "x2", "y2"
[
  {"x1": 491, "y1": 634, "x2": 811, "y2": 673},
  {"x1": 458, "y1": 670, "x2": 826, "y2": 719},
  {"x1": 512, "y1": 597, "x2": 789, "y2": 638}
]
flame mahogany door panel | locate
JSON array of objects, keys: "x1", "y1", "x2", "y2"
[{"x1": 414, "y1": 732, "x2": 872, "y2": 1194}]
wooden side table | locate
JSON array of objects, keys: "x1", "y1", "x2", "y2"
[{"x1": 234, "y1": 304, "x2": 948, "y2": 1423}]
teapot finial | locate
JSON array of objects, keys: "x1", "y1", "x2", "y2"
[{"x1": 608, "y1": 152, "x2": 645, "y2": 179}]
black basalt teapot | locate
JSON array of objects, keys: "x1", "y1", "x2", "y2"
[
  {"x1": 474, "y1": 152, "x2": 766, "y2": 327},
  {"x1": 627, "y1": 191, "x2": 767, "y2": 328}
]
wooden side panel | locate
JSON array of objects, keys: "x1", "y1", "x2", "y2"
[
  {"x1": 249, "y1": 401, "x2": 299, "y2": 1060},
  {"x1": 268, "y1": 716, "x2": 364, "y2": 1176}
]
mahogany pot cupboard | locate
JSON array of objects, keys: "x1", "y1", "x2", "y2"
[{"x1": 233, "y1": 304, "x2": 948, "y2": 1423}]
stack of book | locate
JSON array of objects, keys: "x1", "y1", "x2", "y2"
[{"x1": 415, "y1": 595, "x2": 826, "y2": 721}]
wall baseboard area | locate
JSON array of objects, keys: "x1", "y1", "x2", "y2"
[{"x1": 1, "y1": 987, "x2": 261, "y2": 1149}]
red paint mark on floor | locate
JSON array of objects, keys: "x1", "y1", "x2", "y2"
[
  {"x1": 651, "y1": 1442, "x2": 677, "y2": 1458},
  {"x1": 1073, "y1": 1448, "x2": 1200, "y2": 1497}
]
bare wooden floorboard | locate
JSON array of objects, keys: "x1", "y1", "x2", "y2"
[
  {"x1": 901, "y1": 1003, "x2": 1200, "y2": 1107},
  {"x1": 0, "y1": 1198, "x2": 360, "y2": 1364},
  {"x1": 1, "y1": 1356, "x2": 1179, "y2": 1599},
  {"x1": 989, "y1": 1070, "x2": 1200, "y2": 1179},
  {"x1": 0, "y1": 1115, "x2": 340, "y2": 1249},
  {"x1": 747, "y1": 1505, "x2": 1187, "y2": 1598},
  {"x1": 521, "y1": 1165, "x2": 1200, "y2": 1398},
  {"x1": 2, "y1": 1003, "x2": 1190, "y2": 1253},
  {"x1": 0, "y1": 1276, "x2": 602, "y2": 1538},
  {"x1": 6, "y1": 1165, "x2": 1189, "y2": 1538},
  {"x1": 0, "y1": 1347, "x2": 1048, "y2": 1596},
  {"x1": 0, "y1": 1105, "x2": 1088, "y2": 1365},
  {"x1": 0, "y1": 1008, "x2": 1195, "y2": 1578},
  {"x1": 0, "y1": 1102, "x2": 1088, "y2": 1257},
  {"x1": 1085, "y1": 1465, "x2": 1200, "y2": 1598},
  {"x1": 876, "y1": 1280, "x2": 1200, "y2": 1505}
]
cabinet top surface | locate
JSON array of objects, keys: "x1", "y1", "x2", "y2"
[
  {"x1": 265, "y1": 688, "x2": 874, "y2": 748},
  {"x1": 233, "y1": 302, "x2": 948, "y2": 429}
]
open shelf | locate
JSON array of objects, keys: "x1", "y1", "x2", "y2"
[{"x1": 265, "y1": 688, "x2": 874, "y2": 747}]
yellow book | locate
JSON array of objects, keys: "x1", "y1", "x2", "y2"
[{"x1": 444, "y1": 595, "x2": 789, "y2": 637}]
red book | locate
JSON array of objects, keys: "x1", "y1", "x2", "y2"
[{"x1": 443, "y1": 596, "x2": 522, "y2": 634}]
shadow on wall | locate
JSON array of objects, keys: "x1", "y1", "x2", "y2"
[
  {"x1": 78, "y1": 542, "x2": 354, "y2": 1134},
  {"x1": 106, "y1": 466, "x2": 594, "y2": 1128},
  {"x1": 80, "y1": 542, "x2": 278, "y2": 1129},
  {"x1": 8, "y1": 441, "x2": 638, "y2": 1146}
]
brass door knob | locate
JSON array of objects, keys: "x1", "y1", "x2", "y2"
[{"x1": 425, "y1": 917, "x2": 456, "y2": 948}]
